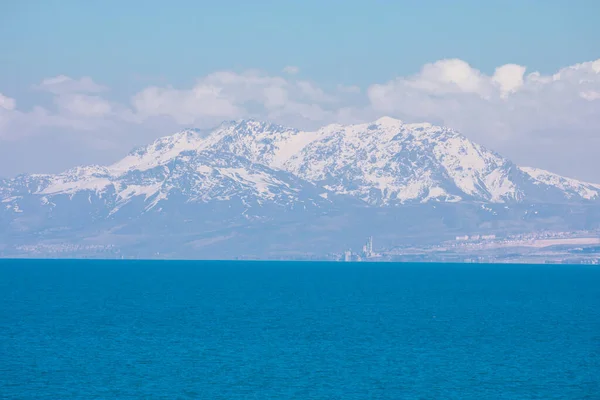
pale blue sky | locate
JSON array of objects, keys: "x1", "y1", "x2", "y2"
[
  {"x1": 1, "y1": 0, "x2": 599, "y2": 180},
  {"x1": 1, "y1": 0, "x2": 599, "y2": 99}
]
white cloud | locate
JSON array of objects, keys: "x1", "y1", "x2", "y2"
[
  {"x1": 129, "y1": 70, "x2": 347, "y2": 127},
  {"x1": 365, "y1": 57, "x2": 600, "y2": 180},
  {"x1": 406, "y1": 59, "x2": 492, "y2": 96},
  {"x1": 492, "y1": 64, "x2": 526, "y2": 98},
  {"x1": 131, "y1": 84, "x2": 242, "y2": 125},
  {"x1": 580, "y1": 90, "x2": 600, "y2": 101},
  {"x1": 55, "y1": 94, "x2": 112, "y2": 117},
  {"x1": 0, "y1": 93, "x2": 16, "y2": 110},
  {"x1": 2, "y1": 58, "x2": 600, "y2": 181},
  {"x1": 296, "y1": 81, "x2": 336, "y2": 103},
  {"x1": 263, "y1": 86, "x2": 288, "y2": 109},
  {"x1": 283, "y1": 66, "x2": 300, "y2": 75},
  {"x1": 35, "y1": 75, "x2": 107, "y2": 95},
  {"x1": 0, "y1": 78, "x2": 115, "y2": 141}
]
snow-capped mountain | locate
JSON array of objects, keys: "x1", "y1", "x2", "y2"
[
  {"x1": 281, "y1": 117, "x2": 521, "y2": 205},
  {"x1": 3, "y1": 117, "x2": 600, "y2": 216},
  {"x1": 1, "y1": 150, "x2": 339, "y2": 225},
  {"x1": 99, "y1": 117, "x2": 600, "y2": 205},
  {"x1": 519, "y1": 166, "x2": 600, "y2": 201},
  {"x1": 1, "y1": 117, "x2": 599, "y2": 259}
]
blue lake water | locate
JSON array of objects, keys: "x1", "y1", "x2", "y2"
[{"x1": 1, "y1": 260, "x2": 599, "y2": 399}]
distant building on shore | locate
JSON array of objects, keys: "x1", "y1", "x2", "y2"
[
  {"x1": 344, "y1": 250, "x2": 352, "y2": 262},
  {"x1": 455, "y1": 234, "x2": 496, "y2": 242},
  {"x1": 341, "y1": 236, "x2": 376, "y2": 261},
  {"x1": 362, "y1": 236, "x2": 374, "y2": 258}
]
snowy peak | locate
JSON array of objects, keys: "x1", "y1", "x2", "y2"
[
  {"x1": 2, "y1": 117, "x2": 599, "y2": 217},
  {"x1": 519, "y1": 167, "x2": 600, "y2": 200},
  {"x1": 109, "y1": 129, "x2": 205, "y2": 174},
  {"x1": 207, "y1": 119, "x2": 300, "y2": 167},
  {"x1": 279, "y1": 118, "x2": 522, "y2": 204},
  {"x1": 108, "y1": 120, "x2": 299, "y2": 175},
  {"x1": 375, "y1": 116, "x2": 403, "y2": 126}
]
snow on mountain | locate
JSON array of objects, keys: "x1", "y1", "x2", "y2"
[
  {"x1": 3, "y1": 117, "x2": 600, "y2": 259},
  {"x1": 40, "y1": 166, "x2": 112, "y2": 196},
  {"x1": 519, "y1": 167, "x2": 600, "y2": 200},
  {"x1": 109, "y1": 121, "x2": 302, "y2": 174},
  {"x1": 110, "y1": 129, "x2": 206, "y2": 174},
  {"x1": 1, "y1": 150, "x2": 337, "y2": 226},
  {"x1": 98, "y1": 118, "x2": 534, "y2": 206},
  {"x1": 2, "y1": 117, "x2": 599, "y2": 222},
  {"x1": 279, "y1": 117, "x2": 528, "y2": 205},
  {"x1": 116, "y1": 150, "x2": 334, "y2": 211}
]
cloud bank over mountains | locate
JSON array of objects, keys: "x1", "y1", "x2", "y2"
[{"x1": 0, "y1": 57, "x2": 599, "y2": 181}]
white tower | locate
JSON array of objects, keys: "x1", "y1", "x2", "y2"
[
  {"x1": 364, "y1": 236, "x2": 373, "y2": 257},
  {"x1": 344, "y1": 250, "x2": 352, "y2": 262}
]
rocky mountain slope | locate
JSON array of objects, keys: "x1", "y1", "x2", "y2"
[{"x1": 2, "y1": 117, "x2": 599, "y2": 258}]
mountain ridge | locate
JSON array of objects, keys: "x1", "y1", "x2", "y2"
[
  {"x1": 2, "y1": 117, "x2": 600, "y2": 259},
  {"x1": 3, "y1": 116, "x2": 600, "y2": 208}
]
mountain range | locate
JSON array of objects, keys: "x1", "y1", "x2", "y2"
[{"x1": 2, "y1": 117, "x2": 599, "y2": 259}]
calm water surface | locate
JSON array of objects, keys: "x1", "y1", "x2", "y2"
[{"x1": 1, "y1": 260, "x2": 599, "y2": 399}]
